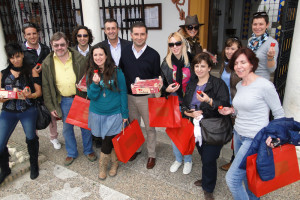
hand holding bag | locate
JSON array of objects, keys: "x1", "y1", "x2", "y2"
[
  {"x1": 36, "y1": 100, "x2": 51, "y2": 130},
  {"x1": 112, "y1": 120, "x2": 145, "y2": 163},
  {"x1": 166, "y1": 118, "x2": 195, "y2": 155},
  {"x1": 200, "y1": 116, "x2": 232, "y2": 145},
  {"x1": 66, "y1": 95, "x2": 91, "y2": 130},
  {"x1": 246, "y1": 144, "x2": 300, "y2": 197},
  {"x1": 148, "y1": 95, "x2": 182, "y2": 128}
]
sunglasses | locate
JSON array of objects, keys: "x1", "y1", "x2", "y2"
[
  {"x1": 77, "y1": 34, "x2": 88, "y2": 38},
  {"x1": 187, "y1": 25, "x2": 200, "y2": 31},
  {"x1": 168, "y1": 41, "x2": 182, "y2": 47},
  {"x1": 52, "y1": 43, "x2": 67, "y2": 48},
  {"x1": 253, "y1": 12, "x2": 268, "y2": 17}
]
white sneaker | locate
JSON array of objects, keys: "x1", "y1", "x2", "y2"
[
  {"x1": 170, "y1": 161, "x2": 182, "y2": 172},
  {"x1": 50, "y1": 139, "x2": 61, "y2": 150},
  {"x1": 183, "y1": 161, "x2": 193, "y2": 175}
]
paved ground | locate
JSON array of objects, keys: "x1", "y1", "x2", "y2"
[{"x1": 0, "y1": 120, "x2": 300, "y2": 200}]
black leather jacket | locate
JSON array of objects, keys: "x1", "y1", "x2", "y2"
[
  {"x1": 21, "y1": 42, "x2": 50, "y2": 70},
  {"x1": 182, "y1": 75, "x2": 230, "y2": 118}
]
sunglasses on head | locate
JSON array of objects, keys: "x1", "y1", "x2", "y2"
[
  {"x1": 77, "y1": 34, "x2": 88, "y2": 38},
  {"x1": 187, "y1": 25, "x2": 199, "y2": 31},
  {"x1": 168, "y1": 41, "x2": 182, "y2": 47},
  {"x1": 253, "y1": 12, "x2": 268, "y2": 17}
]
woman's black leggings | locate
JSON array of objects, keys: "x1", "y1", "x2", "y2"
[{"x1": 101, "y1": 135, "x2": 116, "y2": 154}]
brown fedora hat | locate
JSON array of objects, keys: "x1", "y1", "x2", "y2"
[{"x1": 179, "y1": 15, "x2": 204, "y2": 27}]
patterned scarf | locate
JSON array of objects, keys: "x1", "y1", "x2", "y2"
[{"x1": 248, "y1": 31, "x2": 269, "y2": 52}]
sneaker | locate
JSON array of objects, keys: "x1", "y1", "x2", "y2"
[
  {"x1": 86, "y1": 152, "x2": 97, "y2": 162},
  {"x1": 183, "y1": 161, "x2": 192, "y2": 175},
  {"x1": 50, "y1": 139, "x2": 61, "y2": 150},
  {"x1": 170, "y1": 161, "x2": 182, "y2": 172}
]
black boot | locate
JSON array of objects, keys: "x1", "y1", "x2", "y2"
[
  {"x1": 0, "y1": 147, "x2": 11, "y2": 184},
  {"x1": 26, "y1": 136, "x2": 39, "y2": 180}
]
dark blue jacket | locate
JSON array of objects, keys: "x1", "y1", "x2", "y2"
[{"x1": 239, "y1": 117, "x2": 300, "y2": 181}]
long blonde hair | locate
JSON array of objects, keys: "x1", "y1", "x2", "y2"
[{"x1": 166, "y1": 32, "x2": 189, "y2": 69}]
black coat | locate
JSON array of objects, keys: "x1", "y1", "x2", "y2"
[
  {"x1": 21, "y1": 42, "x2": 50, "y2": 70},
  {"x1": 182, "y1": 75, "x2": 230, "y2": 118}
]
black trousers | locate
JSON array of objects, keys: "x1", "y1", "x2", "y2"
[
  {"x1": 196, "y1": 142, "x2": 223, "y2": 193},
  {"x1": 101, "y1": 135, "x2": 116, "y2": 154}
]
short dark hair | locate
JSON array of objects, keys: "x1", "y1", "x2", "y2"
[
  {"x1": 50, "y1": 32, "x2": 69, "y2": 45},
  {"x1": 5, "y1": 43, "x2": 23, "y2": 63},
  {"x1": 130, "y1": 21, "x2": 148, "y2": 33},
  {"x1": 251, "y1": 11, "x2": 269, "y2": 24},
  {"x1": 22, "y1": 22, "x2": 40, "y2": 33},
  {"x1": 72, "y1": 25, "x2": 94, "y2": 45},
  {"x1": 228, "y1": 47, "x2": 259, "y2": 72},
  {"x1": 191, "y1": 52, "x2": 213, "y2": 74},
  {"x1": 104, "y1": 18, "x2": 119, "y2": 28}
]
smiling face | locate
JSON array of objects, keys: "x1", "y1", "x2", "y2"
[
  {"x1": 93, "y1": 48, "x2": 107, "y2": 69},
  {"x1": 169, "y1": 37, "x2": 183, "y2": 59},
  {"x1": 252, "y1": 18, "x2": 269, "y2": 37},
  {"x1": 24, "y1": 27, "x2": 39, "y2": 47},
  {"x1": 185, "y1": 24, "x2": 199, "y2": 38},
  {"x1": 194, "y1": 60, "x2": 211, "y2": 80},
  {"x1": 77, "y1": 29, "x2": 89, "y2": 48},
  {"x1": 104, "y1": 21, "x2": 119, "y2": 41},
  {"x1": 52, "y1": 38, "x2": 68, "y2": 58},
  {"x1": 234, "y1": 54, "x2": 253, "y2": 79},
  {"x1": 131, "y1": 27, "x2": 148, "y2": 49},
  {"x1": 225, "y1": 43, "x2": 239, "y2": 60},
  {"x1": 9, "y1": 52, "x2": 24, "y2": 68}
]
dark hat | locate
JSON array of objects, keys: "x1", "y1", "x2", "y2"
[{"x1": 179, "y1": 15, "x2": 204, "y2": 27}]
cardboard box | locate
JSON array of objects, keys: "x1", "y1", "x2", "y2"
[
  {"x1": 131, "y1": 77, "x2": 162, "y2": 94},
  {"x1": 0, "y1": 89, "x2": 25, "y2": 99}
]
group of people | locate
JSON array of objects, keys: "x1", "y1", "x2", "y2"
[{"x1": 0, "y1": 11, "x2": 285, "y2": 200}]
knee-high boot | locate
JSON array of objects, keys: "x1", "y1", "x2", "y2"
[
  {"x1": 98, "y1": 152, "x2": 110, "y2": 180},
  {"x1": 109, "y1": 149, "x2": 119, "y2": 177},
  {"x1": 26, "y1": 136, "x2": 39, "y2": 180},
  {"x1": 0, "y1": 147, "x2": 11, "y2": 184}
]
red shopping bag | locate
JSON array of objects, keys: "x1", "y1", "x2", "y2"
[
  {"x1": 112, "y1": 120, "x2": 145, "y2": 163},
  {"x1": 166, "y1": 118, "x2": 195, "y2": 155},
  {"x1": 246, "y1": 144, "x2": 300, "y2": 197},
  {"x1": 66, "y1": 95, "x2": 91, "y2": 130},
  {"x1": 148, "y1": 96, "x2": 181, "y2": 128}
]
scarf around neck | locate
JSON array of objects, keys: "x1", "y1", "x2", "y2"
[
  {"x1": 171, "y1": 54, "x2": 184, "y2": 98},
  {"x1": 248, "y1": 31, "x2": 269, "y2": 52}
]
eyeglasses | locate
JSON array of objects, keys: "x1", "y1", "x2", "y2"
[
  {"x1": 168, "y1": 41, "x2": 182, "y2": 47},
  {"x1": 253, "y1": 12, "x2": 268, "y2": 17},
  {"x1": 187, "y1": 25, "x2": 200, "y2": 31},
  {"x1": 77, "y1": 34, "x2": 88, "y2": 38},
  {"x1": 52, "y1": 43, "x2": 67, "y2": 48}
]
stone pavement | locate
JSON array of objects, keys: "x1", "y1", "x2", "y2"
[{"x1": 0, "y1": 121, "x2": 300, "y2": 200}]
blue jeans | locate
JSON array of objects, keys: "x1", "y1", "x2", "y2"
[
  {"x1": 0, "y1": 107, "x2": 37, "y2": 153},
  {"x1": 60, "y1": 97, "x2": 93, "y2": 158},
  {"x1": 171, "y1": 141, "x2": 192, "y2": 163},
  {"x1": 226, "y1": 130, "x2": 260, "y2": 200}
]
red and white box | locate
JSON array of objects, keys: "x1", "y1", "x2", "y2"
[
  {"x1": 131, "y1": 76, "x2": 163, "y2": 94},
  {"x1": 0, "y1": 88, "x2": 25, "y2": 99}
]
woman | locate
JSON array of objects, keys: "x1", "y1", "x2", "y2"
[
  {"x1": 0, "y1": 43, "x2": 42, "y2": 184},
  {"x1": 161, "y1": 32, "x2": 193, "y2": 174},
  {"x1": 219, "y1": 47, "x2": 284, "y2": 200},
  {"x1": 248, "y1": 11, "x2": 279, "y2": 80},
  {"x1": 182, "y1": 52, "x2": 230, "y2": 199},
  {"x1": 219, "y1": 37, "x2": 242, "y2": 171},
  {"x1": 178, "y1": 15, "x2": 204, "y2": 56},
  {"x1": 86, "y1": 44, "x2": 128, "y2": 180}
]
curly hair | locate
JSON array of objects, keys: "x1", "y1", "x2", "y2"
[
  {"x1": 72, "y1": 25, "x2": 94, "y2": 45},
  {"x1": 85, "y1": 43, "x2": 118, "y2": 91}
]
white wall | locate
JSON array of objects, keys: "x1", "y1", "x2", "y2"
[{"x1": 0, "y1": 20, "x2": 7, "y2": 71}]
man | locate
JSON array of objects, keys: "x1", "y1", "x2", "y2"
[
  {"x1": 21, "y1": 23, "x2": 61, "y2": 150},
  {"x1": 119, "y1": 22, "x2": 161, "y2": 169},
  {"x1": 72, "y1": 25, "x2": 93, "y2": 57},
  {"x1": 99, "y1": 18, "x2": 131, "y2": 66},
  {"x1": 42, "y1": 32, "x2": 96, "y2": 166}
]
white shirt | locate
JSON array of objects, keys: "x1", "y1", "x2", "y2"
[
  {"x1": 78, "y1": 45, "x2": 90, "y2": 57},
  {"x1": 132, "y1": 44, "x2": 147, "y2": 59},
  {"x1": 108, "y1": 38, "x2": 121, "y2": 66},
  {"x1": 25, "y1": 42, "x2": 41, "y2": 56}
]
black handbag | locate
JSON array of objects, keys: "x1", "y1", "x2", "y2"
[
  {"x1": 36, "y1": 100, "x2": 51, "y2": 130},
  {"x1": 200, "y1": 116, "x2": 233, "y2": 145}
]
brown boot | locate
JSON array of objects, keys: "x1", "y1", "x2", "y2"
[
  {"x1": 220, "y1": 162, "x2": 232, "y2": 171},
  {"x1": 109, "y1": 149, "x2": 119, "y2": 177},
  {"x1": 98, "y1": 152, "x2": 110, "y2": 180}
]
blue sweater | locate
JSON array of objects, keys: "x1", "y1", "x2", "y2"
[{"x1": 87, "y1": 68, "x2": 129, "y2": 119}]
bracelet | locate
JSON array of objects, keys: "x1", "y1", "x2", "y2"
[
  {"x1": 207, "y1": 98, "x2": 212, "y2": 104},
  {"x1": 267, "y1": 57, "x2": 274, "y2": 61},
  {"x1": 32, "y1": 93, "x2": 37, "y2": 99}
]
